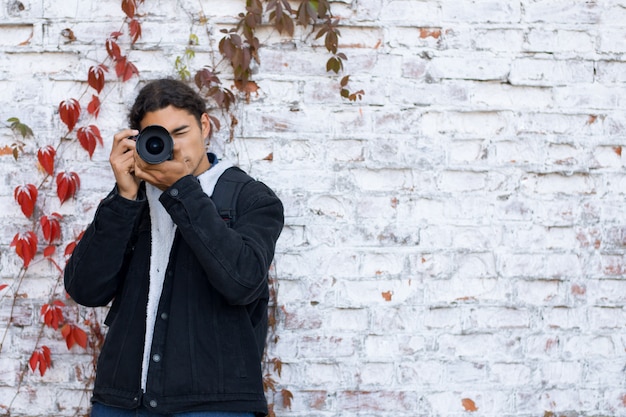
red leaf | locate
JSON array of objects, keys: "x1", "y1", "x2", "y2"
[
  {"x1": 43, "y1": 245, "x2": 56, "y2": 258},
  {"x1": 115, "y1": 56, "x2": 127, "y2": 77},
  {"x1": 41, "y1": 300, "x2": 65, "y2": 330},
  {"x1": 29, "y1": 346, "x2": 52, "y2": 376},
  {"x1": 14, "y1": 184, "x2": 38, "y2": 218},
  {"x1": 61, "y1": 324, "x2": 87, "y2": 350},
  {"x1": 0, "y1": 284, "x2": 7, "y2": 291},
  {"x1": 28, "y1": 350, "x2": 47, "y2": 376},
  {"x1": 115, "y1": 57, "x2": 139, "y2": 81},
  {"x1": 194, "y1": 68, "x2": 221, "y2": 90},
  {"x1": 87, "y1": 65, "x2": 105, "y2": 93},
  {"x1": 64, "y1": 231, "x2": 84, "y2": 258},
  {"x1": 58, "y1": 99, "x2": 81, "y2": 132},
  {"x1": 87, "y1": 95, "x2": 101, "y2": 118},
  {"x1": 129, "y1": 18, "x2": 142, "y2": 44},
  {"x1": 106, "y1": 38, "x2": 121, "y2": 60},
  {"x1": 29, "y1": 351, "x2": 40, "y2": 373},
  {"x1": 40, "y1": 213, "x2": 62, "y2": 243},
  {"x1": 61, "y1": 324, "x2": 73, "y2": 348},
  {"x1": 123, "y1": 61, "x2": 139, "y2": 81},
  {"x1": 64, "y1": 241, "x2": 77, "y2": 257},
  {"x1": 37, "y1": 145, "x2": 56, "y2": 176},
  {"x1": 73, "y1": 326, "x2": 88, "y2": 348},
  {"x1": 76, "y1": 125, "x2": 103, "y2": 158},
  {"x1": 11, "y1": 231, "x2": 38, "y2": 268},
  {"x1": 56, "y1": 171, "x2": 80, "y2": 204},
  {"x1": 41, "y1": 346, "x2": 51, "y2": 367},
  {"x1": 121, "y1": 0, "x2": 136, "y2": 18}
]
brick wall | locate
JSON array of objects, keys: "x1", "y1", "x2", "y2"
[{"x1": 1, "y1": 0, "x2": 625, "y2": 416}]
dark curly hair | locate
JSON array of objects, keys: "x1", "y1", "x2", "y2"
[{"x1": 128, "y1": 79, "x2": 207, "y2": 130}]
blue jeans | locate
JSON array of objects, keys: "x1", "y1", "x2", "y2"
[{"x1": 91, "y1": 402, "x2": 256, "y2": 417}]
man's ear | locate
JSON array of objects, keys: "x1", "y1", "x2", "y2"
[{"x1": 200, "y1": 113, "x2": 211, "y2": 140}]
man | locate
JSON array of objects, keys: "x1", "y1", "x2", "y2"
[{"x1": 64, "y1": 79, "x2": 284, "y2": 417}]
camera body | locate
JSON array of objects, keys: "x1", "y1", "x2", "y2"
[{"x1": 134, "y1": 125, "x2": 174, "y2": 164}]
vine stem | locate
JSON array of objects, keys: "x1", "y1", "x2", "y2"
[{"x1": 0, "y1": 267, "x2": 26, "y2": 356}]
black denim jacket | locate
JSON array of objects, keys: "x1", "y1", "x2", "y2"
[{"x1": 64, "y1": 168, "x2": 284, "y2": 415}]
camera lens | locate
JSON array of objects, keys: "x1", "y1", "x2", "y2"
[
  {"x1": 145, "y1": 136, "x2": 165, "y2": 155},
  {"x1": 135, "y1": 125, "x2": 174, "y2": 164}
]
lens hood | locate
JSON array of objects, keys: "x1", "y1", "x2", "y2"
[{"x1": 135, "y1": 125, "x2": 174, "y2": 164}]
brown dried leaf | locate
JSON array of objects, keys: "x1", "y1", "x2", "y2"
[
  {"x1": 281, "y1": 389, "x2": 294, "y2": 409},
  {"x1": 462, "y1": 398, "x2": 478, "y2": 412}
]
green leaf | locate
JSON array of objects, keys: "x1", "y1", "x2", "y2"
[
  {"x1": 326, "y1": 57, "x2": 337, "y2": 73},
  {"x1": 7, "y1": 117, "x2": 33, "y2": 139}
]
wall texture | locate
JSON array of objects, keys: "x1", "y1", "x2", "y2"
[{"x1": 1, "y1": 0, "x2": 625, "y2": 416}]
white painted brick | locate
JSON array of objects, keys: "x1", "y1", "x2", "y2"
[
  {"x1": 537, "y1": 389, "x2": 600, "y2": 415},
  {"x1": 359, "y1": 252, "x2": 406, "y2": 277},
  {"x1": 591, "y1": 145, "x2": 624, "y2": 169},
  {"x1": 588, "y1": 306, "x2": 626, "y2": 329},
  {"x1": 473, "y1": 28, "x2": 525, "y2": 52},
  {"x1": 379, "y1": 1, "x2": 441, "y2": 25},
  {"x1": 596, "y1": 60, "x2": 626, "y2": 83},
  {"x1": 489, "y1": 362, "x2": 532, "y2": 387},
  {"x1": 539, "y1": 361, "x2": 584, "y2": 386},
  {"x1": 585, "y1": 360, "x2": 626, "y2": 386},
  {"x1": 303, "y1": 362, "x2": 342, "y2": 387},
  {"x1": 336, "y1": 278, "x2": 418, "y2": 307},
  {"x1": 563, "y1": 334, "x2": 619, "y2": 361},
  {"x1": 350, "y1": 168, "x2": 414, "y2": 192},
  {"x1": 515, "y1": 279, "x2": 566, "y2": 306},
  {"x1": 437, "y1": 170, "x2": 488, "y2": 192},
  {"x1": 445, "y1": 361, "x2": 488, "y2": 388},
  {"x1": 525, "y1": 28, "x2": 595, "y2": 55},
  {"x1": 426, "y1": 276, "x2": 507, "y2": 304},
  {"x1": 426, "y1": 390, "x2": 513, "y2": 416},
  {"x1": 357, "y1": 361, "x2": 396, "y2": 387},
  {"x1": 523, "y1": 1, "x2": 601, "y2": 24},
  {"x1": 468, "y1": 307, "x2": 531, "y2": 330},
  {"x1": 470, "y1": 83, "x2": 553, "y2": 110},
  {"x1": 443, "y1": 138, "x2": 482, "y2": 166},
  {"x1": 441, "y1": 1, "x2": 521, "y2": 23},
  {"x1": 598, "y1": 28, "x2": 626, "y2": 54},
  {"x1": 364, "y1": 334, "x2": 425, "y2": 359},
  {"x1": 428, "y1": 54, "x2": 510, "y2": 81},
  {"x1": 327, "y1": 308, "x2": 368, "y2": 331},
  {"x1": 509, "y1": 58, "x2": 594, "y2": 86},
  {"x1": 422, "y1": 111, "x2": 511, "y2": 139}
]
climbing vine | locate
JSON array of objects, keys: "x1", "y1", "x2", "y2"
[
  {"x1": 1, "y1": 3, "x2": 142, "y2": 414},
  {"x1": 2, "y1": 0, "x2": 362, "y2": 415}
]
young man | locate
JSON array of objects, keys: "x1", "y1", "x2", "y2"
[{"x1": 64, "y1": 79, "x2": 284, "y2": 417}]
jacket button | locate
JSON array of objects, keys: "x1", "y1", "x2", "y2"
[
  {"x1": 169, "y1": 188, "x2": 179, "y2": 197},
  {"x1": 152, "y1": 353, "x2": 161, "y2": 362},
  {"x1": 161, "y1": 312, "x2": 168, "y2": 320},
  {"x1": 149, "y1": 400, "x2": 157, "y2": 408}
]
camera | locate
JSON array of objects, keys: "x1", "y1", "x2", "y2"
[{"x1": 134, "y1": 125, "x2": 174, "y2": 164}]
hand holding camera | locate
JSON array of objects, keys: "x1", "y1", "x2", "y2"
[{"x1": 111, "y1": 125, "x2": 197, "y2": 198}]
